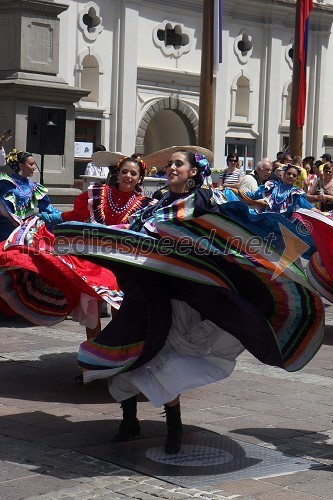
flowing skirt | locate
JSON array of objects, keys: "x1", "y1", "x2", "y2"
[
  {"x1": 53, "y1": 204, "x2": 324, "y2": 383},
  {"x1": 0, "y1": 217, "x2": 122, "y2": 327},
  {"x1": 108, "y1": 299, "x2": 244, "y2": 407},
  {"x1": 294, "y1": 209, "x2": 333, "y2": 302}
]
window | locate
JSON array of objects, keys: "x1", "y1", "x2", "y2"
[{"x1": 153, "y1": 21, "x2": 192, "y2": 58}]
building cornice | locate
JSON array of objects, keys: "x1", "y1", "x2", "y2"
[
  {"x1": 0, "y1": 78, "x2": 89, "y2": 104},
  {"x1": 137, "y1": 66, "x2": 201, "y2": 90},
  {"x1": 0, "y1": 0, "x2": 68, "y2": 15}
]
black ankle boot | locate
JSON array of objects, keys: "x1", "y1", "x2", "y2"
[
  {"x1": 164, "y1": 402, "x2": 183, "y2": 454},
  {"x1": 111, "y1": 395, "x2": 140, "y2": 442}
]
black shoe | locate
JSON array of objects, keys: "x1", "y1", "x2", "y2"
[
  {"x1": 111, "y1": 418, "x2": 141, "y2": 442},
  {"x1": 164, "y1": 403, "x2": 183, "y2": 454},
  {"x1": 74, "y1": 374, "x2": 83, "y2": 384}
]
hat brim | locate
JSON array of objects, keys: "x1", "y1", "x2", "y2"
[
  {"x1": 303, "y1": 156, "x2": 315, "y2": 163},
  {"x1": 143, "y1": 145, "x2": 214, "y2": 168},
  {"x1": 91, "y1": 151, "x2": 126, "y2": 167}
]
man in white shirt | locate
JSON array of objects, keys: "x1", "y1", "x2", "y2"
[
  {"x1": 240, "y1": 158, "x2": 272, "y2": 192},
  {"x1": 84, "y1": 145, "x2": 109, "y2": 177}
]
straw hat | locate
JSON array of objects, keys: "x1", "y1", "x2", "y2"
[
  {"x1": 143, "y1": 146, "x2": 214, "y2": 168},
  {"x1": 91, "y1": 151, "x2": 126, "y2": 167}
]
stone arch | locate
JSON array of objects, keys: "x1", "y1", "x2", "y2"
[
  {"x1": 282, "y1": 79, "x2": 293, "y2": 124},
  {"x1": 74, "y1": 47, "x2": 104, "y2": 106},
  {"x1": 230, "y1": 70, "x2": 253, "y2": 123},
  {"x1": 135, "y1": 97, "x2": 198, "y2": 154}
]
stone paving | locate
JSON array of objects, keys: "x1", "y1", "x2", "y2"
[{"x1": 0, "y1": 302, "x2": 333, "y2": 499}]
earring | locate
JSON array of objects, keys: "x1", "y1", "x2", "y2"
[{"x1": 187, "y1": 178, "x2": 195, "y2": 189}]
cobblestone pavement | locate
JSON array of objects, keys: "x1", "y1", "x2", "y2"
[{"x1": 0, "y1": 301, "x2": 333, "y2": 500}]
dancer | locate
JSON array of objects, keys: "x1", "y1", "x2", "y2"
[
  {"x1": 39, "y1": 156, "x2": 150, "y2": 227},
  {"x1": 0, "y1": 149, "x2": 60, "y2": 242},
  {"x1": 0, "y1": 156, "x2": 150, "y2": 330},
  {"x1": 237, "y1": 164, "x2": 315, "y2": 216},
  {"x1": 54, "y1": 147, "x2": 324, "y2": 454}
]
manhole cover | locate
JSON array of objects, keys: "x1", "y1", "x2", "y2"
[{"x1": 146, "y1": 445, "x2": 233, "y2": 466}]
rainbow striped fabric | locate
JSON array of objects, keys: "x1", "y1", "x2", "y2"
[{"x1": 53, "y1": 201, "x2": 325, "y2": 377}]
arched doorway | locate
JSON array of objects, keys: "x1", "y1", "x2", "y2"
[
  {"x1": 136, "y1": 98, "x2": 198, "y2": 154},
  {"x1": 144, "y1": 110, "x2": 196, "y2": 154}
]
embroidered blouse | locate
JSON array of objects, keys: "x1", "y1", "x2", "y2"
[
  {"x1": 243, "y1": 180, "x2": 313, "y2": 216},
  {"x1": 0, "y1": 172, "x2": 58, "y2": 241},
  {"x1": 61, "y1": 184, "x2": 150, "y2": 226}
]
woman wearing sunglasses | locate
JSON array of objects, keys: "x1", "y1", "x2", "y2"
[{"x1": 218, "y1": 152, "x2": 244, "y2": 188}]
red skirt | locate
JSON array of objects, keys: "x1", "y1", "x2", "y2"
[{"x1": 0, "y1": 218, "x2": 122, "y2": 326}]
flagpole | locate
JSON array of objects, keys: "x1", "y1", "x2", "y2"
[
  {"x1": 289, "y1": 0, "x2": 303, "y2": 157},
  {"x1": 198, "y1": 0, "x2": 214, "y2": 150}
]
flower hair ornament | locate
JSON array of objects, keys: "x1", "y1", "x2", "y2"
[
  {"x1": 194, "y1": 153, "x2": 211, "y2": 185},
  {"x1": 5, "y1": 149, "x2": 22, "y2": 172}
]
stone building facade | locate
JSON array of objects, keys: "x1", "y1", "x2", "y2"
[{"x1": 0, "y1": 0, "x2": 333, "y2": 186}]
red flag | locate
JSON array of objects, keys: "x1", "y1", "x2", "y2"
[{"x1": 297, "y1": 0, "x2": 313, "y2": 127}]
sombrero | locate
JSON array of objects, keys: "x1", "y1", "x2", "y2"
[
  {"x1": 143, "y1": 146, "x2": 214, "y2": 168},
  {"x1": 92, "y1": 151, "x2": 126, "y2": 167}
]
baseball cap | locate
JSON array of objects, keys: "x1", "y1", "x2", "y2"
[{"x1": 320, "y1": 153, "x2": 332, "y2": 162}]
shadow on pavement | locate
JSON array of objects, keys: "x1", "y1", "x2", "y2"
[
  {"x1": 324, "y1": 325, "x2": 333, "y2": 345},
  {"x1": 0, "y1": 352, "x2": 112, "y2": 404},
  {"x1": 231, "y1": 427, "x2": 333, "y2": 467},
  {"x1": 0, "y1": 410, "x2": 259, "y2": 482}
]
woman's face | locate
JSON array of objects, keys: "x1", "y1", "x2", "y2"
[
  {"x1": 227, "y1": 156, "x2": 238, "y2": 168},
  {"x1": 117, "y1": 161, "x2": 141, "y2": 192},
  {"x1": 19, "y1": 156, "x2": 36, "y2": 177},
  {"x1": 166, "y1": 152, "x2": 197, "y2": 193},
  {"x1": 283, "y1": 167, "x2": 299, "y2": 186},
  {"x1": 323, "y1": 167, "x2": 333, "y2": 182},
  {"x1": 303, "y1": 162, "x2": 311, "y2": 173}
]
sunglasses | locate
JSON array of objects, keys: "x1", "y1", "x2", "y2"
[{"x1": 228, "y1": 159, "x2": 237, "y2": 162}]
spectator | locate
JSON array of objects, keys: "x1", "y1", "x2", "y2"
[
  {"x1": 292, "y1": 155, "x2": 308, "y2": 191},
  {"x1": 303, "y1": 156, "x2": 316, "y2": 189},
  {"x1": 84, "y1": 145, "x2": 108, "y2": 177},
  {"x1": 0, "y1": 130, "x2": 12, "y2": 167},
  {"x1": 318, "y1": 153, "x2": 332, "y2": 180},
  {"x1": 218, "y1": 152, "x2": 244, "y2": 188},
  {"x1": 240, "y1": 158, "x2": 272, "y2": 192},
  {"x1": 152, "y1": 165, "x2": 167, "y2": 179}
]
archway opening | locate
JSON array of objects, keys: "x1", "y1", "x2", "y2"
[
  {"x1": 81, "y1": 55, "x2": 99, "y2": 103},
  {"x1": 144, "y1": 110, "x2": 196, "y2": 155}
]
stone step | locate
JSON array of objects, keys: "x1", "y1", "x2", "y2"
[{"x1": 47, "y1": 186, "x2": 82, "y2": 207}]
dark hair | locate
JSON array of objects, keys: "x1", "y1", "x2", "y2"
[
  {"x1": 116, "y1": 156, "x2": 147, "y2": 192},
  {"x1": 131, "y1": 153, "x2": 142, "y2": 160},
  {"x1": 172, "y1": 150, "x2": 211, "y2": 189},
  {"x1": 283, "y1": 164, "x2": 300, "y2": 176},
  {"x1": 7, "y1": 150, "x2": 33, "y2": 172},
  {"x1": 17, "y1": 151, "x2": 33, "y2": 164},
  {"x1": 280, "y1": 153, "x2": 292, "y2": 164},
  {"x1": 323, "y1": 162, "x2": 333, "y2": 172},
  {"x1": 226, "y1": 152, "x2": 239, "y2": 163},
  {"x1": 94, "y1": 145, "x2": 106, "y2": 152}
]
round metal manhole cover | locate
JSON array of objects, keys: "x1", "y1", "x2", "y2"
[{"x1": 146, "y1": 445, "x2": 233, "y2": 466}]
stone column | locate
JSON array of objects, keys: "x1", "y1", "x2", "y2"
[{"x1": 0, "y1": 0, "x2": 89, "y2": 186}]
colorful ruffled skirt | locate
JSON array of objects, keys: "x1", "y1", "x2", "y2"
[
  {"x1": 0, "y1": 217, "x2": 122, "y2": 327},
  {"x1": 53, "y1": 203, "x2": 324, "y2": 383}
]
